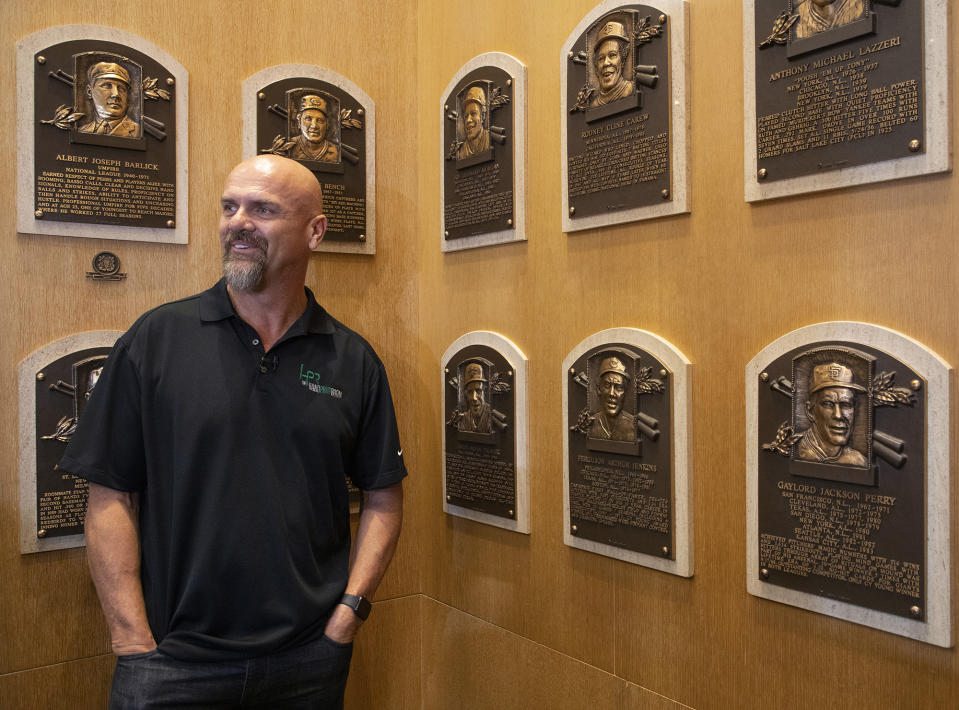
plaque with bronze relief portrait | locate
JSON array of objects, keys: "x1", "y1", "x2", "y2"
[
  {"x1": 561, "y1": 1, "x2": 690, "y2": 231},
  {"x1": 442, "y1": 333, "x2": 530, "y2": 534},
  {"x1": 563, "y1": 328, "x2": 693, "y2": 576},
  {"x1": 747, "y1": 322, "x2": 953, "y2": 647},
  {"x1": 441, "y1": 53, "x2": 527, "y2": 252},
  {"x1": 745, "y1": 0, "x2": 950, "y2": 200},
  {"x1": 244, "y1": 65, "x2": 375, "y2": 254},
  {"x1": 18, "y1": 331, "x2": 123, "y2": 554},
  {"x1": 17, "y1": 27, "x2": 188, "y2": 243}
]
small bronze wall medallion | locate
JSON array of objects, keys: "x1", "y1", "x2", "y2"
[
  {"x1": 567, "y1": 341, "x2": 672, "y2": 558},
  {"x1": 564, "y1": 4, "x2": 672, "y2": 220},
  {"x1": 443, "y1": 344, "x2": 517, "y2": 520},
  {"x1": 757, "y1": 339, "x2": 925, "y2": 619},
  {"x1": 35, "y1": 347, "x2": 112, "y2": 540},
  {"x1": 86, "y1": 250, "x2": 126, "y2": 281},
  {"x1": 31, "y1": 38, "x2": 178, "y2": 230},
  {"x1": 442, "y1": 66, "x2": 515, "y2": 242},
  {"x1": 753, "y1": 0, "x2": 925, "y2": 182},
  {"x1": 256, "y1": 77, "x2": 367, "y2": 245}
]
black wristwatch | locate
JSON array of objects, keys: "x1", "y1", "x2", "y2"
[{"x1": 339, "y1": 593, "x2": 372, "y2": 621}]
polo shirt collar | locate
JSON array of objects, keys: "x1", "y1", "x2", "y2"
[{"x1": 199, "y1": 279, "x2": 336, "y2": 335}]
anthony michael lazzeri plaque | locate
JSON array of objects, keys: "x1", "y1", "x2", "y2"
[
  {"x1": 753, "y1": 0, "x2": 926, "y2": 183},
  {"x1": 32, "y1": 39, "x2": 177, "y2": 230}
]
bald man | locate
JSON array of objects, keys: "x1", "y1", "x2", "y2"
[{"x1": 60, "y1": 155, "x2": 406, "y2": 709}]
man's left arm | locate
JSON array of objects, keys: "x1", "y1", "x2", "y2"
[{"x1": 323, "y1": 481, "x2": 404, "y2": 642}]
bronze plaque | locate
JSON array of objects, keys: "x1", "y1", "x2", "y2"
[
  {"x1": 565, "y1": 5, "x2": 671, "y2": 219},
  {"x1": 256, "y1": 78, "x2": 368, "y2": 245},
  {"x1": 442, "y1": 67, "x2": 515, "y2": 241},
  {"x1": 567, "y1": 343, "x2": 672, "y2": 556},
  {"x1": 35, "y1": 347, "x2": 111, "y2": 539},
  {"x1": 444, "y1": 345, "x2": 517, "y2": 519},
  {"x1": 757, "y1": 341, "x2": 925, "y2": 619},
  {"x1": 33, "y1": 40, "x2": 177, "y2": 228},
  {"x1": 754, "y1": 1, "x2": 924, "y2": 181}
]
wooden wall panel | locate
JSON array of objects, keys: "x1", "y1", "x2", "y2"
[
  {"x1": 417, "y1": 1, "x2": 959, "y2": 708},
  {"x1": 0, "y1": 0, "x2": 423, "y2": 698},
  {"x1": 0, "y1": 653, "x2": 114, "y2": 710}
]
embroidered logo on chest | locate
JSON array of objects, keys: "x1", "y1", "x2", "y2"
[{"x1": 299, "y1": 363, "x2": 343, "y2": 399}]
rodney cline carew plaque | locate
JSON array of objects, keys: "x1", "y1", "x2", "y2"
[
  {"x1": 17, "y1": 26, "x2": 188, "y2": 244},
  {"x1": 561, "y1": 1, "x2": 689, "y2": 232},
  {"x1": 747, "y1": 322, "x2": 952, "y2": 647},
  {"x1": 563, "y1": 328, "x2": 692, "y2": 576},
  {"x1": 244, "y1": 64, "x2": 375, "y2": 254},
  {"x1": 745, "y1": 0, "x2": 950, "y2": 200}
]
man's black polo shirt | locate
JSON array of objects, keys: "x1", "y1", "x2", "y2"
[{"x1": 60, "y1": 280, "x2": 406, "y2": 662}]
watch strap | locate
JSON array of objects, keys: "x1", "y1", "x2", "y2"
[{"x1": 339, "y1": 593, "x2": 372, "y2": 621}]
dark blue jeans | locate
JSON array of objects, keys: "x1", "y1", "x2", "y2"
[{"x1": 109, "y1": 634, "x2": 353, "y2": 709}]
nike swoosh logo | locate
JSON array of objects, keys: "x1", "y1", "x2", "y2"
[{"x1": 397, "y1": 449, "x2": 402, "y2": 456}]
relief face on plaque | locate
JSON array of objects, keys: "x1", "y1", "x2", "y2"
[
  {"x1": 35, "y1": 347, "x2": 112, "y2": 539},
  {"x1": 444, "y1": 346, "x2": 516, "y2": 519},
  {"x1": 754, "y1": 0, "x2": 923, "y2": 182},
  {"x1": 566, "y1": 5, "x2": 671, "y2": 220},
  {"x1": 443, "y1": 67, "x2": 514, "y2": 241},
  {"x1": 257, "y1": 78, "x2": 366, "y2": 244},
  {"x1": 33, "y1": 40, "x2": 176, "y2": 228},
  {"x1": 758, "y1": 340, "x2": 924, "y2": 619},
  {"x1": 568, "y1": 344, "x2": 672, "y2": 557}
]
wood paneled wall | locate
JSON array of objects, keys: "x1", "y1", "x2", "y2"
[{"x1": 2, "y1": 1, "x2": 957, "y2": 708}]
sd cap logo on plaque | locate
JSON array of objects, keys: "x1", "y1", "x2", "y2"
[
  {"x1": 243, "y1": 64, "x2": 375, "y2": 255},
  {"x1": 17, "y1": 25, "x2": 188, "y2": 244}
]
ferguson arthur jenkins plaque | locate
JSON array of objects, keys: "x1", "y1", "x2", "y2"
[
  {"x1": 257, "y1": 78, "x2": 368, "y2": 246},
  {"x1": 757, "y1": 341, "x2": 926, "y2": 619},
  {"x1": 32, "y1": 40, "x2": 177, "y2": 229},
  {"x1": 753, "y1": 0, "x2": 925, "y2": 182},
  {"x1": 565, "y1": 5, "x2": 672, "y2": 220},
  {"x1": 567, "y1": 344, "x2": 672, "y2": 557},
  {"x1": 444, "y1": 346, "x2": 517, "y2": 520},
  {"x1": 443, "y1": 67, "x2": 515, "y2": 242}
]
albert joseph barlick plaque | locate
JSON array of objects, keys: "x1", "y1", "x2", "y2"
[
  {"x1": 746, "y1": 0, "x2": 950, "y2": 199},
  {"x1": 747, "y1": 322, "x2": 952, "y2": 647},
  {"x1": 18, "y1": 26, "x2": 188, "y2": 243}
]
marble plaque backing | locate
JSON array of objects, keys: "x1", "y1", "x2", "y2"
[
  {"x1": 746, "y1": 322, "x2": 952, "y2": 647},
  {"x1": 561, "y1": 0, "x2": 689, "y2": 232},
  {"x1": 563, "y1": 328, "x2": 692, "y2": 576},
  {"x1": 17, "y1": 25, "x2": 189, "y2": 244},
  {"x1": 243, "y1": 64, "x2": 375, "y2": 255},
  {"x1": 440, "y1": 53, "x2": 527, "y2": 252},
  {"x1": 442, "y1": 332, "x2": 529, "y2": 534},
  {"x1": 744, "y1": 0, "x2": 950, "y2": 201},
  {"x1": 19, "y1": 331, "x2": 123, "y2": 554}
]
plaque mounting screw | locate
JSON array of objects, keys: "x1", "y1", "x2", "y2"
[
  {"x1": 166, "y1": 220, "x2": 175, "y2": 228},
  {"x1": 568, "y1": 51, "x2": 574, "y2": 59},
  {"x1": 758, "y1": 168, "x2": 768, "y2": 180},
  {"x1": 760, "y1": 372, "x2": 769, "y2": 382},
  {"x1": 507, "y1": 371, "x2": 513, "y2": 376},
  {"x1": 661, "y1": 546, "x2": 669, "y2": 556},
  {"x1": 444, "y1": 230, "x2": 449, "y2": 237},
  {"x1": 257, "y1": 92, "x2": 265, "y2": 100},
  {"x1": 444, "y1": 104, "x2": 449, "y2": 111},
  {"x1": 760, "y1": 568, "x2": 769, "y2": 579},
  {"x1": 508, "y1": 509, "x2": 514, "y2": 517},
  {"x1": 446, "y1": 495, "x2": 451, "y2": 502},
  {"x1": 569, "y1": 206, "x2": 576, "y2": 215},
  {"x1": 506, "y1": 79, "x2": 512, "y2": 86},
  {"x1": 660, "y1": 189, "x2": 670, "y2": 199},
  {"x1": 569, "y1": 367, "x2": 575, "y2": 375},
  {"x1": 357, "y1": 109, "x2": 364, "y2": 116},
  {"x1": 445, "y1": 368, "x2": 449, "y2": 373},
  {"x1": 35, "y1": 209, "x2": 43, "y2": 218},
  {"x1": 37, "y1": 55, "x2": 46, "y2": 64},
  {"x1": 659, "y1": 369, "x2": 667, "y2": 378},
  {"x1": 659, "y1": 14, "x2": 667, "y2": 23},
  {"x1": 37, "y1": 529, "x2": 47, "y2": 538},
  {"x1": 167, "y1": 78, "x2": 175, "y2": 86},
  {"x1": 507, "y1": 218, "x2": 513, "y2": 226},
  {"x1": 908, "y1": 139, "x2": 921, "y2": 153},
  {"x1": 36, "y1": 372, "x2": 45, "y2": 381},
  {"x1": 910, "y1": 379, "x2": 922, "y2": 391},
  {"x1": 359, "y1": 234, "x2": 366, "y2": 242},
  {"x1": 571, "y1": 525, "x2": 578, "y2": 534},
  {"x1": 910, "y1": 605, "x2": 921, "y2": 617}
]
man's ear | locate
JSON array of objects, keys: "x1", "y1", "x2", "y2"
[
  {"x1": 805, "y1": 399, "x2": 815, "y2": 423},
  {"x1": 307, "y1": 214, "x2": 327, "y2": 250}
]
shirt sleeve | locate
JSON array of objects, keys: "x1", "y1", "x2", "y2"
[
  {"x1": 349, "y1": 355, "x2": 407, "y2": 490},
  {"x1": 57, "y1": 337, "x2": 146, "y2": 492}
]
